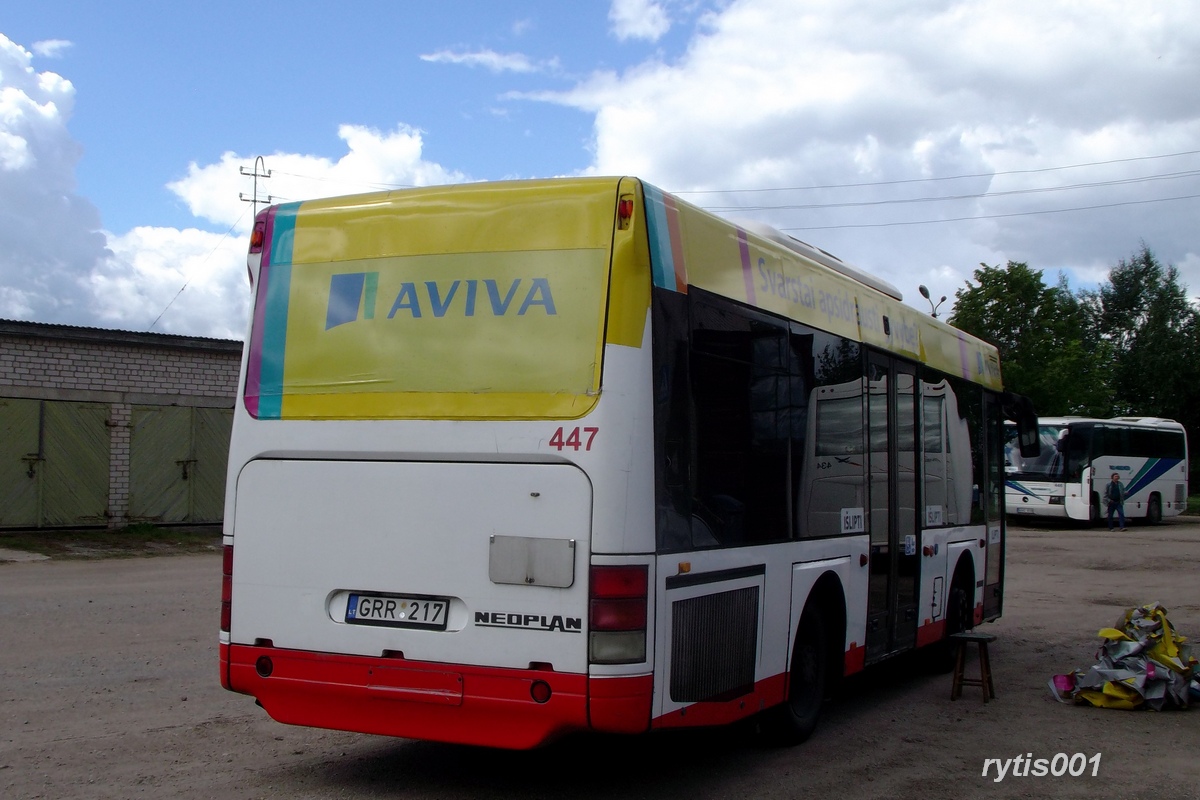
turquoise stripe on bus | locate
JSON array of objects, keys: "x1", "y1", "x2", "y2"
[
  {"x1": 1123, "y1": 458, "x2": 1180, "y2": 497},
  {"x1": 643, "y1": 184, "x2": 677, "y2": 291},
  {"x1": 257, "y1": 202, "x2": 301, "y2": 419},
  {"x1": 1006, "y1": 480, "x2": 1038, "y2": 498}
]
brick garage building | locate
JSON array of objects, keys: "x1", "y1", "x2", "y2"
[{"x1": 0, "y1": 320, "x2": 242, "y2": 529}]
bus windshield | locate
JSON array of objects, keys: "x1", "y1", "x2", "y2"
[{"x1": 1005, "y1": 423, "x2": 1071, "y2": 480}]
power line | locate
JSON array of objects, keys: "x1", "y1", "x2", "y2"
[
  {"x1": 232, "y1": 148, "x2": 1200, "y2": 229},
  {"x1": 672, "y1": 148, "x2": 1200, "y2": 195},
  {"x1": 779, "y1": 192, "x2": 1200, "y2": 231},
  {"x1": 706, "y1": 169, "x2": 1200, "y2": 213}
]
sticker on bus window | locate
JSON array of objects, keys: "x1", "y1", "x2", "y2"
[
  {"x1": 904, "y1": 534, "x2": 916, "y2": 556},
  {"x1": 989, "y1": 526, "x2": 1002, "y2": 545},
  {"x1": 840, "y1": 507, "x2": 865, "y2": 534},
  {"x1": 925, "y1": 505, "x2": 943, "y2": 527}
]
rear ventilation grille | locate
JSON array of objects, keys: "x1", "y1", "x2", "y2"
[{"x1": 669, "y1": 586, "x2": 758, "y2": 703}]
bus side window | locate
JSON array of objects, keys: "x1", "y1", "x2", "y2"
[
  {"x1": 652, "y1": 289, "x2": 696, "y2": 551},
  {"x1": 793, "y1": 325, "x2": 862, "y2": 539},
  {"x1": 689, "y1": 293, "x2": 790, "y2": 546}
]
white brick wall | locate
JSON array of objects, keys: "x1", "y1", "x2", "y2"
[
  {"x1": 1, "y1": 322, "x2": 243, "y2": 528},
  {"x1": 0, "y1": 335, "x2": 240, "y2": 397}
]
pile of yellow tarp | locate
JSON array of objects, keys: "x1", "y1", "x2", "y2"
[{"x1": 1050, "y1": 603, "x2": 1198, "y2": 710}]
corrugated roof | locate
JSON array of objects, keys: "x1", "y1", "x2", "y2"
[{"x1": 0, "y1": 319, "x2": 243, "y2": 353}]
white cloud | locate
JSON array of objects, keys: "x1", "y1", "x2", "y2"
[
  {"x1": 0, "y1": 34, "x2": 108, "y2": 325},
  {"x1": 420, "y1": 49, "x2": 551, "y2": 74},
  {"x1": 609, "y1": 0, "x2": 671, "y2": 42},
  {"x1": 535, "y1": 0, "x2": 1200, "y2": 314},
  {"x1": 31, "y1": 39, "x2": 72, "y2": 58}
]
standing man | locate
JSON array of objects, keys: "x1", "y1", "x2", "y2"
[{"x1": 1105, "y1": 472, "x2": 1127, "y2": 531}]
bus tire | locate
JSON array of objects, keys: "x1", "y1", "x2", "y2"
[
  {"x1": 762, "y1": 605, "x2": 828, "y2": 746},
  {"x1": 1146, "y1": 495, "x2": 1162, "y2": 525}
]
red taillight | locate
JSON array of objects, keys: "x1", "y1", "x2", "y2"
[
  {"x1": 221, "y1": 545, "x2": 233, "y2": 633},
  {"x1": 248, "y1": 210, "x2": 268, "y2": 254},
  {"x1": 617, "y1": 195, "x2": 635, "y2": 230},
  {"x1": 590, "y1": 566, "x2": 648, "y2": 630},
  {"x1": 589, "y1": 565, "x2": 648, "y2": 664},
  {"x1": 590, "y1": 598, "x2": 646, "y2": 631},
  {"x1": 591, "y1": 565, "x2": 647, "y2": 601}
]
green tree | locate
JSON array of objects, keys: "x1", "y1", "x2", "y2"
[
  {"x1": 949, "y1": 261, "x2": 1111, "y2": 416},
  {"x1": 1083, "y1": 244, "x2": 1200, "y2": 439}
]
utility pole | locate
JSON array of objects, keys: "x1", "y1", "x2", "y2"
[{"x1": 239, "y1": 156, "x2": 273, "y2": 218}]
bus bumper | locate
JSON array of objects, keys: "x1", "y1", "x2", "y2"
[{"x1": 221, "y1": 643, "x2": 651, "y2": 749}]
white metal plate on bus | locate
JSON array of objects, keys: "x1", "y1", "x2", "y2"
[
  {"x1": 489, "y1": 535, "x2": 576, "y2": 588},
  {"x1": 346, "y1": 593, "x2": 449, "y2": 630}
]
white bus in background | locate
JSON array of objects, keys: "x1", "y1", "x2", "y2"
[{"x1": 1005, "y1": 416, "x2": 1189, "y2": 524}]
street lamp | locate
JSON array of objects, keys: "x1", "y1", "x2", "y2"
[{"x1": 918, "y1": 285, "x2": 946, "y2": 318}]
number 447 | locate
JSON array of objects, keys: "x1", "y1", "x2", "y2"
[{"x1": 549, "y1": 426, "x2": 598, "y2": 452}]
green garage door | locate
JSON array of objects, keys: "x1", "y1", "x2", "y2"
[
  {"x1": 0, "y1": 398, "x2": 42, "y2": 527},
  {"x1": 0, "y1": 399, "x2": 110, "y2": 528},
  {"x1": 42, "y1": 402, "x2": 110, "y2": 526},
  {"x1": 129, "y1": 406, "x2": 232, "y2": 523}
]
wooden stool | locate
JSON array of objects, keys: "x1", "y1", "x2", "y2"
[{"x1": 950, "y1": 631, "x2": 996, "y2": 702}]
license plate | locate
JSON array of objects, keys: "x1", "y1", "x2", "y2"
[{"x1": 346, "y1": 593, "x2": 449, "y2": 630}]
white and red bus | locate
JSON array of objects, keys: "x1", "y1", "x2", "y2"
[{"x1": 219, "y1": 177, "x2": 1037, "y2": 748}]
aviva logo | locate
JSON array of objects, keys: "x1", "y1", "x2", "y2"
[{"x1": 325, "y1": 273, "x2": 558, "y2": 330}]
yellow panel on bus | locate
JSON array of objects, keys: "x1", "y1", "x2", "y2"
[{"x1": 246, "y1": 180, "x2": 623, "y2": 420}]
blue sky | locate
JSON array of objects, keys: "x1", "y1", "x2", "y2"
[{"x1": 3, "y1": 1, "x2": 1199, "y2": 338}]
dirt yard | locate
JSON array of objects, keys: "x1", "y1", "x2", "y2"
[{"x1": 1, "y1": 519, "x2": 1197, "y2": 799}]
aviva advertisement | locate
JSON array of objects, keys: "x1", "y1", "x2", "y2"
[{"x1": 246, "y1": 247, "x2": 609, "y2": 420}]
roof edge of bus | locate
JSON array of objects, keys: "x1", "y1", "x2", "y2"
[
  {"x1": 1036, "y1": 416, "x2": 1185, "y2": 428},
  {"x1": 726, "y1": 217, "x2": 904, "y2": 302}
]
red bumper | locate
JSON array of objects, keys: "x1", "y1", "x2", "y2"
[{"x1": 221, "y1": 643, "x2": 651, "y2": 749}]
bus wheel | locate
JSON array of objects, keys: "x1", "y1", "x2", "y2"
[
  {"x1": 762, "y1": 605, "x2": 827, "y2": 746},
  {"x1": 1147, "y1": 495, "x2": 1162, "y2": 525}
]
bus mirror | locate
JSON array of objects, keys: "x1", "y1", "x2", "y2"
[{"x1": 1002, "y1": 392, "x2": 1040, "y2": 459}]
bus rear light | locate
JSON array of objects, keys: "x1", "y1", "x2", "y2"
[
  {"x1": 617, "y1": 195, "x2": 635, "y2": 230},
  {"x1": 590, "y1": 631, "x2": 646, "y2": 664},
  {"x1": 590, "y1": 598, "x2": 646, "y2": 631},
  {"x1": 249, "y1": 212, "x2": 268, "y2": 254},
  {"x1": 589, "y1": 565, "x2": 648, "y2": 665},
  {"x1": 590, "y1": 565, "x2": 646, "y2": 599},
  {"x1": 221, "y1": 545, "x2": 233, "y2": 633}
]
